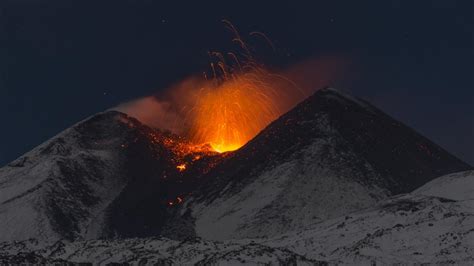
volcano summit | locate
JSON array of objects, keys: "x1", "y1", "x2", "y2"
[{"x1": 0, "y1": 88, "x2": 472, "y2": 264}]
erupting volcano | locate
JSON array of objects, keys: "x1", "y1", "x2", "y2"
[
  {"x1": 187, "y1": 68, "x2": 297, "y2": 153},
  {"x1": 178, "y1": 22, "x2": 304, "y2": 153},
  {"x1": 116, "y1": 23, "x2": 345, "y2": 154},
  {"x1": 1, "y1": 2, "x2": 472, "y2": 264}
]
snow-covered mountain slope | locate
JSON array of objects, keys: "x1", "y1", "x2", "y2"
[
  {"x1": 175, "y1": 88, "x2": 472, "y2": 240},
  {"x1": 266, "y1": 191, "x2": 474, "y2": 263},
  {"x1": 0, "y1": 238, "x2": 324, "y2": 265},
  {"x1": 413, "y1": 170, "x2": 474, "y2": 200},
  {"x1": 1, "y1": 171, "x2": 472, "y2": 265},
  {"x1": 0, "y1": 112, "x2": 132, "y2": 242},
  {"x1": 0, "y1": 111, "x2": 220, "y2": 242},
  {"x1": 263, "y1": 170, "x2": 474, "y2": 264},
  {"x1": 0, "y1": 88, "x2": 470, "y2": 245}
]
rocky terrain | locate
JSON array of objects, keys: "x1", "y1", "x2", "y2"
[{"x1": 1, "y1": 171, "x2": 472, "y2": 264}]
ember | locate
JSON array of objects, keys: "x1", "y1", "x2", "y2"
[
  {"x1": 184, "y1": 21, "x2": 302, "y2": 153},
  {"x1": 118, "y1": 21, "x2": 311, "y2": 154},
  {"x1": 176, "y1": 163, "x2": 186, "y2": 171},
  {"x1": 167, "y1": 196, "x2": 184, "y2": 207}
]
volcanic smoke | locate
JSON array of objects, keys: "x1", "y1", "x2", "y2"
[
  {"x1": 116, "y1": 23, "x2": 347, "y2": 153},
  {"x1": 186, "y1": 64, "x2": 301, "y2": 152}
]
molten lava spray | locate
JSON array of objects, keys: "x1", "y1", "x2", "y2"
[
  {"x1": 116, "y1": 55, "x2": 346, "y2": 153},
  {"x1": 186, "y1": 69, "x2": 292, "y2": 152},
  {"x1": 115, "y1": 22, "x2": 348, "y2": 153},
  {"x1": 178, "y1": 21, "x2": 304, "y2": 152}
]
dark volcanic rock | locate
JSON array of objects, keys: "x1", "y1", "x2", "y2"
[
  {"x1": 176, "y1": 88, "x2": 471, "y2": 240},
  {"x1": 0, "y1": 111, "x2": 220, "y2": 242},
  {"x1": 0, "y1": 88, "x2": 470, "y2": 243},
  {"x1": 199, "y1": 88, "x2": 470, "y2": 198}
]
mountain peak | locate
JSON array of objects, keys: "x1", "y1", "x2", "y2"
[
  {"x1": 0, "y1": 87, "x2": 471, "y2": 244},
  {"x1": 300, "y1": 87, "x2": 378, "y2": 115},
  {"x1": 178, "y1": 87, "x2": 471, "y2": 240}
]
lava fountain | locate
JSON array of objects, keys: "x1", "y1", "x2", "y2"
[
  {"x1": 186, "y1": 69, "x2": 292, "y2": 153},
  {"x1": 117, "y1": 22, "x2": 339, "y2": 154},
  {"x1": 177, "y1": 21, "x2": 304, "y2": 153}
]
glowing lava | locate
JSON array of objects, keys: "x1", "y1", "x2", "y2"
[
  {"x1": 187, "y1": 69, "x2": 283, "y2": 153},
  {"x1": 118, "y1": 23, "x2": 343, "y2": 154},
  {"x1": 184, "y1": 21, "x2": 300, "y2": 153},
  {"x1": 141, "y1": 21, "x2": 305, "y2": 154},
  {"x1": 176, "y1": 163, "x2": 187, "y2": 171}
]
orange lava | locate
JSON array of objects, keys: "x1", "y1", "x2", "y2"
[
  {"x1": 176, "y1": 163, "x2": 187, "y2": 171},
  {"x1": 188, "y1": 73, "x2": 280, "y2": 152},
  {"x1": 150, "y1": 22, "x2": 306, "y2": 153}
]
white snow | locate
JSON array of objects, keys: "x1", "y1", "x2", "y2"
[
  {"x1": 191, "y1": 118, "x2": 390, "y2": 240},
  {"x1": 414, "y1": 170, "x2": 474, "y2": 201},
  {"x1": 0, "y1": 105, "x2": 472, "y2": 264},
  {"x1": 0, "y1": 112, "x2": 133, "y2": 242},
  {"x1": 1, "y1": 175, "x2": 473, "y2": 264}
]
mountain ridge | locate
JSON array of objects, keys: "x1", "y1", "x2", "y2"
[
  {"x1": 1, "y1": 170, "x2": 472, "y2": 265},
  {"x1": 0, "y1": 88, "x2": 471, "y2": 244},
  {"x1": 172, "y1": 87, "x2": 471, "y2": 240}
]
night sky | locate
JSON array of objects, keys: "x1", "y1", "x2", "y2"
[{"x1": 1, "y1": 0, "x2": 473, "y2": 166}]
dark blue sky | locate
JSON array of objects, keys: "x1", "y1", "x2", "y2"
[{"x1": 1, "y1": 0, "x2": 473, "y2": 166}]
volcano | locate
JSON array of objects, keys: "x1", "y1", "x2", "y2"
[
  {"x1": 0, "y1": 111, "x2": 223, "y2": 241},
  {"x1": 169, "y1": 87, "x2": 471, "y2": 240},
  {"x1": 0, "y1": 88, "x2": 472, "y2": 264}
]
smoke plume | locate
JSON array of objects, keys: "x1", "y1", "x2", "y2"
[{"x1": 113, "y1": 55, "x2": 350, "y2": 149}]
